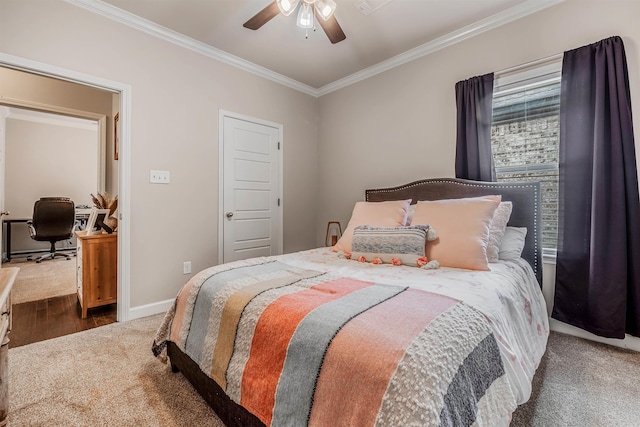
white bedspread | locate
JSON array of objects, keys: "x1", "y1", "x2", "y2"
[{"x1": 274, "y1": 247, "x2": 549, "y2": 406}]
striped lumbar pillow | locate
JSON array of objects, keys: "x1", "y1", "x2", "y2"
[{"x1": 348, "y1": 225, "x2": 439, "y2": 268}]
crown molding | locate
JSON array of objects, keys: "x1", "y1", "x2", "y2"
[
  {"x1": 66, "y1": 0, "x2": 564, "y2": 98},
  {"x1": 316, "y1": 0, "x2": 565, "y2": 96},
  {"x1": 64, "y1": 0, "x2": 319, "y2": 97}
]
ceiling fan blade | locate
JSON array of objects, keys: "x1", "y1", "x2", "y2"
[
  {"x1": 314, "y1": 11, "x2": 346, "y2": 44},
  {"x1": 243, "y1": 1, "x2": 280, "y2": 30}
]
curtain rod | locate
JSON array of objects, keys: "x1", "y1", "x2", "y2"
[{"x1": 496, "y1": 52, "x2": 563, "y2": 77}]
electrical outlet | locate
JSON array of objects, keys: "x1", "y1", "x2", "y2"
[
  {"x1": 150, "y1": 169, "x2": 170, "y2": 184},
  {"x1": 183, "y1": 261, "x2": 191, "y2": 274}
]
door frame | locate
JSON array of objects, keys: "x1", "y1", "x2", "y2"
[
  {"x1": 218, "y1": 110, "x2": 284, "y2": 265},
  {"x1": 0, "y1": 53, "x2": 132, "y2": 322},
  {"x1": 0, "y1": 107, "x2": 8, "y2": 263}
]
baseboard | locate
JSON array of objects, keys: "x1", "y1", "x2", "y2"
[
  {"x1": 549, "y1": 318, "x2": 640, "y2": 352},
  {"x1": 127, "y1": 298, "x2": 173, "y2": 321}
]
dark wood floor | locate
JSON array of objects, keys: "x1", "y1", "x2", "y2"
[{"x1": 9, "y1": 294, "x2": 117, "y2": 348}]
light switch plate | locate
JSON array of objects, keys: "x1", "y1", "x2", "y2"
[{"x1": 150, "y1": 169, "x2": 170, "y2": 184}]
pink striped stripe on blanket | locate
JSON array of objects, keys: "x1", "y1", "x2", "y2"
[{"x1": 153, "y1": 258, "x2": 516, "y2": 426}]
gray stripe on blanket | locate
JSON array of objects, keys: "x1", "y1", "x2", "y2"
[
  {"x1": 184, "y1": 261, "x2": 284, "y2": 360},
  {"x1": 439, "y1": 333, "x2": 505, "y2": 427},
  {"x1": 271, "y1": 283, "x2": 407, "y2": 427}
]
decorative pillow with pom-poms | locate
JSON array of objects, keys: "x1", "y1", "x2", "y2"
[{"x1": 341, "y1": 225, "x2": 439, "y2": 269}]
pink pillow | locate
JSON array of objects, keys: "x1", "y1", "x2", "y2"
[
  {"x1": 332, "y1": 199, "x2": 411, "y2": 253},
  {"x1": 411, "y1": 195, "x2": 501, "y2": 271}
]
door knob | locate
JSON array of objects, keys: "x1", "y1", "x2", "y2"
[
  {"x1": 226, "y1": 212, "x2": 234, "y2": 218},
  {"x1": 0, "y1": 211, "x2": 9, "y2": 216}
]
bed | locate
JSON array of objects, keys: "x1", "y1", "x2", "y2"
[{"x1": 153, "y1": 178, "x2": 549, "y2": 427}]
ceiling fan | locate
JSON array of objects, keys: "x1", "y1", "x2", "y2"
[{"x1": 243, "y1": 0, "x2": 346, "y2": 44}]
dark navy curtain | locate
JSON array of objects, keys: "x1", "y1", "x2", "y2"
[
  {"x1": 455, "y1": 73, "x2": 495, "y2": 181},
  {"x1": 552, "y1": 36, "x2": 640, "y2": 338}
]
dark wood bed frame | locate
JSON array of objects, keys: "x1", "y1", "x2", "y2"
[{"x1": 167, "y1": 177, "x2": 542, "y2": 426}]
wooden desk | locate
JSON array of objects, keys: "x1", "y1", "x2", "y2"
[
  {"x1": 2, "y1": 209, "x2": 92, "y2": 262},
  {"x1": 75, "y1": 231, "x2": 117, "y2": 318},
  {"x1": 0, "y1": 267, "x2": 18, "y2": 425}
]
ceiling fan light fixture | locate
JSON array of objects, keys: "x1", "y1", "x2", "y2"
[
  {"x1": 244, "y1": 0, "x2": 344, "y2": 43},
  {"x1": 276, "y1": 0, "x2": 301, "y2": 16},
  {"x1": 315, "y1": 0, "x2": 336, "y2": 20},
  {"x1": 296, "y1": 2, "x2": 314, "y2": 28}
]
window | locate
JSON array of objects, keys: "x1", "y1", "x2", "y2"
[{"x1": 490, "y1": 62, "x2": 561, "y2": 254}]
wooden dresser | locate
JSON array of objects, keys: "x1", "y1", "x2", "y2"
[
  {"x1": 0, "y1": 267, "x2": 18, "y2": 426},
  {"x1": 75, "y1": 231, "x2": 117, "y2": 318}
]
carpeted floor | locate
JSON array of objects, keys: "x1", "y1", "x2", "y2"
[
  {"x1": 7, "y1": 315, "x2": 640, "y2": 426},
  {"x1": 8, "y1": 314, "x2": 223, "y2": 426},
  {"x1": 9, "y1": 257, "x2": 77, "y2": 304},
  {"x1": 511, "y1": 332, "x2": 640, "y2": 426}
]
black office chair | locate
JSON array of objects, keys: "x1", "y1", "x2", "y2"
[{"x1": 27, "y1": 197, "x2": 76, "y2": 263}]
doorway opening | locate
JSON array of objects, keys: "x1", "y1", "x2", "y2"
[
  {"x1": 0, "y1": 55, "x2": 131, "y2": 345},
  {"x1": 1, "y1": 106, "x2": 115, "y2": 347}
]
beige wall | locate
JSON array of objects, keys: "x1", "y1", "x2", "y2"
[
  {"x1": 317, "y1": 0, "x2": 640, "y2": 348},
  {"x1": 0, "y1": 67, "x2": 117, "y2": 192},
  {"x1": 5, "y1": 116, "x2": 97, "y2": 252},
  {"x1": 0, "y1": 0, "x2": 319, "y2": 308}
]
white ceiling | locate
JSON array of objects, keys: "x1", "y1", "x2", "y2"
[{"x1": 83, "y1": 0, "x2": 561, "y2": 92}]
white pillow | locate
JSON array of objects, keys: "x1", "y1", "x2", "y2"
[
  {"x1": 498, "y1": 226, "x2": 527, "y2": 261},
  {"x1": 406, "y1": 204, "x2": 416, "y2": 225},
  {"x1": 487, "y1": 201, "x2": 513, "y2": 263}
]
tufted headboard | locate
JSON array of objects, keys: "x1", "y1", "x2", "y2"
[{"x1": 365, "y1": 178, "x2": 542, "y2": 287}]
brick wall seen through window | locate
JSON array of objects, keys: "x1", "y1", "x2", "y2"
[{"x1": 491, "y1": 81, "x2": 561, "y2": 249}]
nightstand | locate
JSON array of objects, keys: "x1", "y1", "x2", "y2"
[{"x1": 75, "y1": 231, "x2": 117, "y2": 318}]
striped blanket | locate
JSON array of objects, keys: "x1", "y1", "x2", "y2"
[{"x1": 153, "y1": 258, "x2": 516, "y2": 426}]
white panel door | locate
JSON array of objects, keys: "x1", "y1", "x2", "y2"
[{"x1": 222, "y1": 115, "x2": 281, "y2": 263}]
